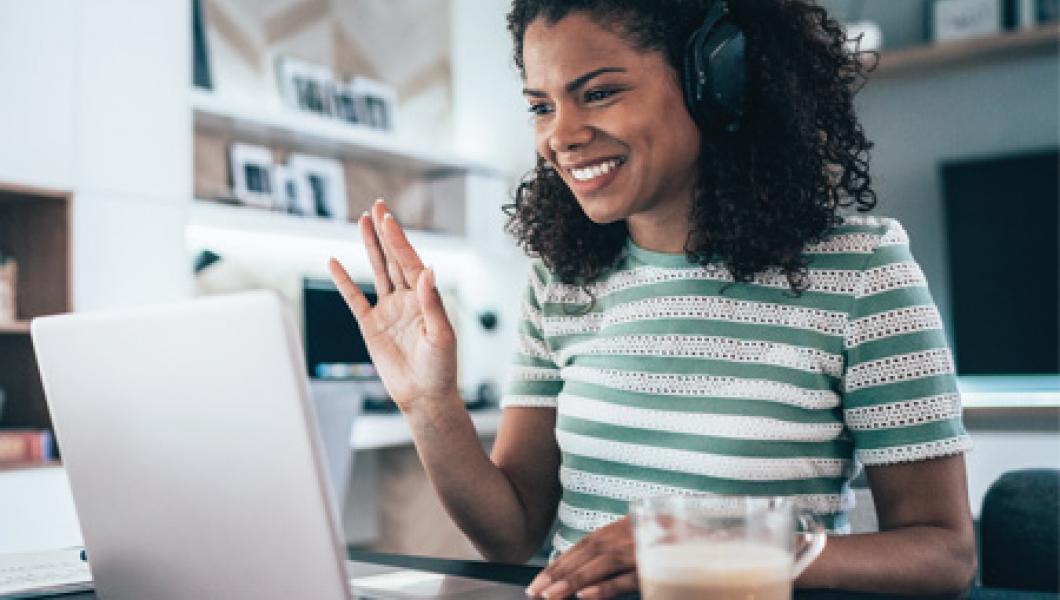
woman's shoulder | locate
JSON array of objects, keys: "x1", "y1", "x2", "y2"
[{"x1": 804, "y1": 215, "x2": 910, "y2": 258}]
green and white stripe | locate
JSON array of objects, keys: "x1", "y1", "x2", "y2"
[{"x1": 502, "y1": 216, "x2": 971, "y2": 553}]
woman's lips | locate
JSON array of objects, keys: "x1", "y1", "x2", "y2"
[{"x1": 565, "y1": 156, "x2": 626, "y2": 195}]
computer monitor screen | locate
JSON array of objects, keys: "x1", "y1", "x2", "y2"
[
  {"x1": 941, "y1": 147, "x2": 1058, "y2": 375},
  {"x1": 303, "y1": 278, "x2": 376, "y2": 378}
]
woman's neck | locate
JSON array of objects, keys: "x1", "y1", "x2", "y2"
[{"x1": 625, "y1": 193, "x2": 695, "y2": 254}]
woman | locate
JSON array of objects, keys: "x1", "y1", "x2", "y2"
[{"x1": 328, "y1": 0, "x2": 977, "y2": 597}]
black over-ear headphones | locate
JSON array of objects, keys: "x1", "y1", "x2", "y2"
[{"x1": 682, "y1": 0, "x2": 747, "y2": 135}]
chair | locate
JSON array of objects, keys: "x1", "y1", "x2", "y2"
[{"x1": 979, "y1": 468, "x2": 1059, "y2": 592}]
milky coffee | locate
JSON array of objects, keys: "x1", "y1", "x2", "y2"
[{"x1": 638, "y1": 541, "x2": 792, "y2": 600}]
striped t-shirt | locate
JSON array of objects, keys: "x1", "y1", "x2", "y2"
[{"x1": 500, "y1": 216, "x2": 971, "y2": 554}]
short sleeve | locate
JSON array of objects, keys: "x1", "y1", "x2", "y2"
[
  {"x1": 500, "y1": 263, "x2": 563, "y2": 409},
  {"x1": 841, "y1": 219, "x2": 971, "y2": 466}
]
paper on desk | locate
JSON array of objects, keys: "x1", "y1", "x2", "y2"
[
  {"x1": 350, "y1": 570, "x2": 509, "y2": 599},
  {"x1": 0, "y1": 548, "x2": 93, "y2": 599}
]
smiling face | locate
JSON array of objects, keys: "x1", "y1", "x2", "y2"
[{"x1": 522, "y1": 12, "x2": 702, "y2": 244}]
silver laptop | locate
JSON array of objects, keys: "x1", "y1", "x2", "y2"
[{"x1": 30, "y1": 290, "x2": 526, "y2": 600}]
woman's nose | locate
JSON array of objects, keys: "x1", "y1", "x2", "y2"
[{"x1": 548, "y1": 106, "x2": 594, "y2": 153}]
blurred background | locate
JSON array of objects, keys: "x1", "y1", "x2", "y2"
[{"x1": 0, "y1": 0, "x2": 1056, "y2": 569}]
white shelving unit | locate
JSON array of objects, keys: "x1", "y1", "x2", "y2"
[
  {"x1": 191, "y1": 88, "x2": 493, "y2": 176},
  {"x1": 353, "y1": 409, "x2": 502, "y2": 451},
  {"x1": 187, "y1": 199, "x2": 467, "y2": 251}
]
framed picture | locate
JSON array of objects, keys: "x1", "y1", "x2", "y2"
[
  {"x1": 272, "y1": 164, "x2": 312, "y2": 216},
  {"x1": 287, "y1": 154, "x2": 348, "y2": 221},
  {"x1": 331, "y1": 80, "x2": 362, "y2": 126},
  {"x1": 932, "y1": 0, "x2": 1001, "y2": 42},
  {"x1": 276, "y1": 56, "x2": 334, "y2": 117},
  {"x1": 843, "y1": 20, "x2": 883, "y2": 52},
  {"x1": 0, "y1": 255, "x2": 16, "y2": 324},
  {"x1": 349, "y1": 76, "x2": 398, "y2": 131},
  {"x1": 229, "y1": 143, "x2": 276, "y2": 209}
]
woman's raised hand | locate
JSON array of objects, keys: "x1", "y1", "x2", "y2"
[{"x1": 327, "y1": 199, "x2": 459, "y2": 413}]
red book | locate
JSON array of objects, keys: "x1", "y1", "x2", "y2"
[{"x1": 0, "y1": 429, "x2": 54, "y2": 464}]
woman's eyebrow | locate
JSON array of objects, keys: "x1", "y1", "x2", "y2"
[{"x1": 522, "y1": 66, "x2": 627, "y2": 97}]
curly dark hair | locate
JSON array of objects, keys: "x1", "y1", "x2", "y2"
[{"x1": 504, "y1": 0, "x2": 877, "y2": 293}]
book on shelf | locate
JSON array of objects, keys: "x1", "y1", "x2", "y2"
[{"x1": 0, "y1": 429, "x2": 56, "y2": 465}]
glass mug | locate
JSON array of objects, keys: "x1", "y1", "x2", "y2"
[{"x1": 631, "y1": 495, "x2": 827, "y2": 600}]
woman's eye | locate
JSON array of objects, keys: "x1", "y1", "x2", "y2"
[
  {"x1": 527, "y1": 103, "x2": 553, "y2": 117},
  {"x1": 585, "y1": 88, "x2": 619, "y2": 103}
]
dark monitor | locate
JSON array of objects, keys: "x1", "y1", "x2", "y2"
[
  {"x1": 941, "y1": 148, "x2": 1058, "y2": 376},
  {"x1": 303, "y1": 278, "x2": 376, "y2": 379}
]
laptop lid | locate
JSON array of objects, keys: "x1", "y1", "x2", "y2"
[{"x1": 31, "y1": 290, "x2": 351, "y2": 600}]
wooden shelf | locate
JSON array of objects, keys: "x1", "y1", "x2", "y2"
[
  {"x1": 873, "y1": 24, "x2": 1059, "y2": 77},
  {"x1": 0, "y1": 321, "x2": 31, "y2": 335},
  {"x1": 0, "y1": 183, "x2": 70, "y2": 431},
  {"x1": 0, "y1": 460, "x2": 61, "y2": 472},
  {"x1": 191, "y1": 89, "x2": 492, "y2": 177}
]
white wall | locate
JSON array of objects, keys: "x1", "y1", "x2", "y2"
[
  {"x1": 0, "y1": 0, "x2": 195, "y2": 310},
  {"x1": 0, "y1": 0, "x2": 77, "y2": 190},
  {"x1": 855, "y1": 53, "x2": 1059, "y2": 338},
  {"x1": 449, "y1": 0, "x2": 536, "y2": 178},
  {"x1": 965, "y1": 429, "x2": 1060, "y2": 517}
]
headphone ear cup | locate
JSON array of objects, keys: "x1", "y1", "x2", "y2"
[
  {"x1": 682, "y1": 22, "x2": 710, "y2": 125},
  {"x1": 707, "y1": 22, "x2": 747, "y2": 132},
  {"x1": 681, "y1": 2, "x2": 746, "y2": 135}
]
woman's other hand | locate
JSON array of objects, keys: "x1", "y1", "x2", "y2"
[
  {"x1": 526, "y1": 516, "x2": 638, "y2": 599},
  {"x1": 327, "y1": 199, "x2": 459, "y2": 414}
]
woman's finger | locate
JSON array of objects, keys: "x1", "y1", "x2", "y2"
[
  {"x1": 416, "y1": 267, "x2": 453, "y2": 345},
  {"x1": 381, "y1": 211, "x2": 426, "y2": 290},
  {"x1": 541, "y1": 553, "x2": 633, "y2": 600},
  {"x1": 371, "y1": 200, "x2": 409, "y2": 290},
  {"x1": 359, "y1": 211, "x2": 394, "y2": 296},
  {"x1": 528, "y1": 543, "x2": 593, "y2": 597},
  {"x1": 574, "y1": 571, "x2": 639, "y2": 600},
  {"x1": 327, "y1": 257, "x2": 371, "y2": 321}
]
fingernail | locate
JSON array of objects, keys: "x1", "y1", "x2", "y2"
[
  {"x1": 383, "y1": 213, "x2": 393, "y2": 220},
  {"x1": 576, "y1": 586, "x2": 599, "y2": 598},
  {"x1": 361, "y1": 211, "x2": 369, "y2": 219},
  {"x1": 374, "y1": 198, "x2": 384, "y2": 204},
  {"x1": 541, "y1": 581, "x2": 569, "y2": 599},
  {"x1": 524, "y1": 586, "x2": 534, "y2": 598},
  {"x1": 528, "y1": 573, "x2": 550, "y2": 595}
]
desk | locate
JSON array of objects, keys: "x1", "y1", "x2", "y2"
[{"x1": 40, "y1": 550, "x2": 1058, "y2": 599}]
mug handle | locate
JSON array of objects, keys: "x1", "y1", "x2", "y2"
[{"x1": 792, "y1": 511, "x2": 828, "y2": 578}]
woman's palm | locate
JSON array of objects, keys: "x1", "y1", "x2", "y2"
[
  {"x1": 328, "y1": 202, "x2": 458, "y2": 411},
  {"x1": 359, "y1": 286, "x2": 456, "y2": 408}
]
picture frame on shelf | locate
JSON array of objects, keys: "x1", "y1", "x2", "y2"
[
  {"x1": 276, "y1": 56, "x2": 334, "y2": 117},
  {"x1": 349, "y1": 76, "x2": 398, "y2": 131},
  {"x1": 932, "y1": 0, "x2": 1002, "y2": 42},
  {"x1": 287, "y1": 154, "x2": 348, "y2": 221},
  {"x1": 0, "y1": 255, "x2": 17, "y2": 324},
  {"x1": 331, "y1": 80, "x2": 362, "y2": 126},
  {"x1": 229, "y1": 143, "x2": 276, "y2": 210},
  {"x1": 843, "y1": 20, "x2": 883, "y2": 52},
  {"x1": 272, "y1": 164, "x2": 311, "y2": 216}
]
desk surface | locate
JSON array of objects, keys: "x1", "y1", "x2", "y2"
[{"x1": 38, "y1": 549, "x2": 1056, "y2": 600}]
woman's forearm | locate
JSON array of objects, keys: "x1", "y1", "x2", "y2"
[
  {"x1": 403, "y1": 395, "x2": 541, "y2": 562},
  {"x1": 796, "y1": 525, "x2": 977, "y2": 595}
]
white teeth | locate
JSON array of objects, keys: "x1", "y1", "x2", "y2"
[{"x1": 571, "y1": 158, "x2": 622, "y2": 182}]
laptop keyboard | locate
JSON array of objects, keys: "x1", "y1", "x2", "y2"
[{"x1": 0, "y1": 549, "x2": 93, "y2": 598}]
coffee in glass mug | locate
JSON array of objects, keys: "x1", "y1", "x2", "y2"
[{"x1": 631, "y1": 496, "x2": 827, "y2": 600}]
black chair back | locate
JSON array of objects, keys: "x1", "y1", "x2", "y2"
[{"x1": 980, "y1": 468, "x2": 1060, "y2": 592}]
